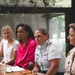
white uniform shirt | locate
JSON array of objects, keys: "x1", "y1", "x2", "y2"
[
  {"x1": 35, "y1": 40, "x2": 66, "y2": 72},
  {"x1": 0, "y1": 39, "x2": 19, "y2": 63}
]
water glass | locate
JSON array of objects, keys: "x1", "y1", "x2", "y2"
[{"x1": 0, "y1": 63, "x2": 5, "y2": 75}]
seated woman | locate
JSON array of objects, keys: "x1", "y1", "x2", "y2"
[
  {"x1": 33, "y1": 28, "x2": 66, "y2": 75},
  {"x1": 14, "y1": 23, "x2": 37, "y2": 69},
  {"x1": 64, "y1": 23, "x2": 75, "y2": 75},
  {"x1": 0, "y1": 25, "x2": 19, "y2": 65}
]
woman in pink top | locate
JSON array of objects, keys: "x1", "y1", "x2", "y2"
[{"x1": 14, "y1": 23, "x2": 37, "y2": 69}]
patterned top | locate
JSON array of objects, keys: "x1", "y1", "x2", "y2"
[{"x1": 64, "y1": 47, "x2": 75, "y2": 75}]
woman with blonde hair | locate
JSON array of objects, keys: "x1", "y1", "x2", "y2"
[
  {"x1": 0, "y1": 25, "x2": 19, "y2": 65},
  {"x1": 64, "y1": 23, "x2": 75, "y2": 75}
]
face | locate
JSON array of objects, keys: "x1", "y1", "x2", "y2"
[
  {"x1": 67, "y1": 28, "x2": 75, "y2": 46},
  {"x1": 3, "y1": 29, "x2": 12, "y2": 40},
  {"x1": 34, "y1": 30, "x2": 48, "y2": 45},
  {"x1": 17, "y1": 26, "x2": 28, "y2": 40}
]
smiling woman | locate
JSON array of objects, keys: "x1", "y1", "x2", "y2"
[{"x1": 64, "y1": 23, "x2": 75, "y2": 75}]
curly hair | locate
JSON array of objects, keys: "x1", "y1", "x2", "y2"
[{"x1": 16, "y1": 23, "x2": 34, "y2": 41}]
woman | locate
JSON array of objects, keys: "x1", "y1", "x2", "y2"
[
  {"x1": 14, "y1": 23, "x2": 37, "y2": 69},
  {"x1": 64, "y1": 23, "x2": 75, "y2": 75},
  {"x1": 0, "y1": 25, "x2": 19, "y2": 65},
  {"x1": 33, "y1": 28, "x2": 66, "y2": 75}
]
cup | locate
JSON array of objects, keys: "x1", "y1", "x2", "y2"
[{"x1": 0, "y1": 63, "x2": 5, "y2": 75}]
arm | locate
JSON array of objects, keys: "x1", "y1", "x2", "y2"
[
  {"x1": 5, "y1": 51, "x2": 17, "y2": 65},
  {"x1": 0, "y1": 46, "x2": 3, "y2": 57},
  {"x1": 0, "y1": 38, "x2": 3, "y2": 57},
  {"x1": 46, "y1": 59, "x2": 60, "y2": 75}
]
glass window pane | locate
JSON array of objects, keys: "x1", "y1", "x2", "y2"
[
  {"x1": 0, "y1": 13, "x2": 66, "y2": 54},
  {"x1": 50, "y1": 0, "x2": 71, "y2": 8},
  {"x1": 49, "y1": 13, "x2": 66, "y2": 54},
  {"x1": 0, "y1": 0, "x2": 71, "y2": 8}
]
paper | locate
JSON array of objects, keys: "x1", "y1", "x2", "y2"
[{"x1": 6, "y1": 66, "x2": 24, "y2": 72}]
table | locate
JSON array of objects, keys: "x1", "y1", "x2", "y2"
[
  {"x1": 5, "y1": 69, "x2": 44, "y2": 75},
  {"x1": 6, "y1": 69, "x2": 30, "y2": 75},
  {"x1": 0, "y1": 64, "x2": 32, "y2": 75},
  {"x1": 0, "y1": 64, "x2": 44, "y2": 75}
]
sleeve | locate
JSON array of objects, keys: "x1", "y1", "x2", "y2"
[
  {"x1": 0, "y1": 39, "x2": 4, "y2": 46},
  {"x1": 0, "y1": 41, "x2": 2, "y2": 46},
  {"x1": 13, "y1": 41, "x2": 19, "y2": 51},
  {"x1": 48, "y1": 44, "x2": 61, "y2": 60}
]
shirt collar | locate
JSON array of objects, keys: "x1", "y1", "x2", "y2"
[{"x1": 37, "y1": 39, "x2": 51, "y2": 50}]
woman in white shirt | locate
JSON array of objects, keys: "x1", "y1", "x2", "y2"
[{"x1": 0, "y1": 25, "x2": 19, "y2": 65}]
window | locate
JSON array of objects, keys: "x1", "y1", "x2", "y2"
[
  {"x1": 0, "y1": 0, "x2": 71, "y2": 8},
  {"x1": 0, "y1": 13, "x2": 66, "y2": 54},
  {"x1": 49, "y1": 13, "x2": 66, "y2": 54}
]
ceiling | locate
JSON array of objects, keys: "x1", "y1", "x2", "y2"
[{"x1": 0, "y1": 0, "x2": 71, "y2": 7}]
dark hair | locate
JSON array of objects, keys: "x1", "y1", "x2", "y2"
[
  {"x1": 16, "y1": 23, "x2": 34, "y2": 41},
  {"x1": 69, "y1": 23, "x2": 75, "y2": 30}
]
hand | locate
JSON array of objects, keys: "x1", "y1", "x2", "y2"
[
  {"x1": 1, "y1": 59, "x2": 5, "y2": 64},
  {"x1": 32, "y1": 70, "x2": 38, "y2": 75}
]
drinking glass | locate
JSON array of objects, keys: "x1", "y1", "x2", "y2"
[{"x1": 0, "y1": 62, "x2": 5, "y2": 75}]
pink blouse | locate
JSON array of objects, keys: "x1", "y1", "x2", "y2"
[{"x1": 14, "y1": 38, "x2": 37, "y2": 69}]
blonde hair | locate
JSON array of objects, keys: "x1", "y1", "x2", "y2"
[
  {"x1": 69, "y1": 23, "x2": 75, "y2": 30},
  {"x1": 1, "y1": 25, "x2": 13, "y2": 38}
]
